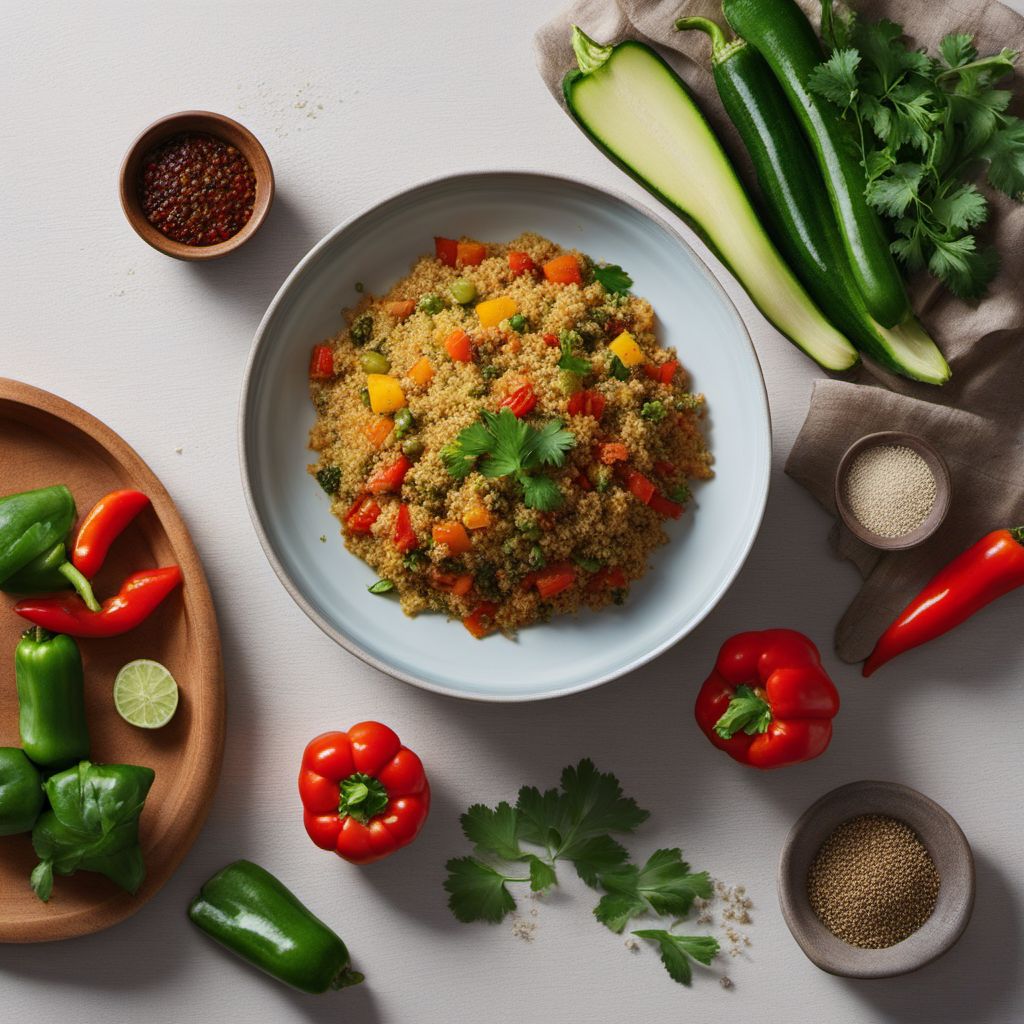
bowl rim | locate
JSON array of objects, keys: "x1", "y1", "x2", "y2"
[
  {"x1": 777, "y1": 779, "x2": 975, "y2": 979},
  {"x1": 834, "y1": 430, "x2": 952, "y2": 551},
  {"x1": 118, "y1": 109, "x2": 275, "y2": 261},
  {"x1": 236, "y1": 169, "x2": 771, "y2": 702}
]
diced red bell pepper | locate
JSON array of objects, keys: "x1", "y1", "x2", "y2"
[
  {"x1": 393, "y1": 503, "x2": 418, "y2": 553},
  {"x1": 643, "y1": 361, "x2": 678, "y2": 384},
  {"x1": 366, "y1": 455, "x2": 411, "y2": 495},
  {"x1": 463, "y1": 602, "x2": 499, "y2": 639},
  {"x1": 649, "y1": 493, "x2": 684, "y2": 519},
  {"x1": 445, "y1": 329, "x2": 473, "y2": 363},
  {"x1": 345, "y1": 494, "x2": 381, "y2": 535},
  {"x1": 507, "y1": 251, "x2": 539, "y2": 277},
  {"x1": 575, "y1": 472, "x2": 593, "y2": 491},
  {"x1": 309, "y1": 344, "x2": 335, "y2": 380},
  {"x1": 542, "y1": 333, "x2": 560, "y2": 348},
  {"x1": 586, "y1": 566, "x2": 627, "y2": 593},
  {"x1": 566, "y1": 390, "x2": 606, "y2": 419},
  {"x1": 654, "y1": 460, "x2": 676, "y2": 479},
  {"x1": 458, "y1": 241, "x2": 486, "y2": 266},
  {"x1": 434, "y1": 236, "x2": 458, "y2": 267},
  {"x1": 542, "y1": 254, "x2": 582, "y2": 285},
  {"x1": 605, "y1": 319, "x2": 628, "y2": 337},
  {"x1": 432, "y1": 521, "x2": 472, "y2": 554},
  {"x1": 499, "y1": 384, "x2": 538, "y2": 418},
  {"x1": 429, "y1": 569, "x2": 473, "y2": 596},
  {"x1": 534, "y1": 563, "x2": 576, "y2": 599},
  {"x1": 623, "y1": 469, "x2": 656, "y2": 505}
]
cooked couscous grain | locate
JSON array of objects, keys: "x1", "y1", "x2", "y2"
[{"x1": 308, "y1": 233, "x2": 712, "y2": 636}]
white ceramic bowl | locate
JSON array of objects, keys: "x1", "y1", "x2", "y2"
[{"x1": 239, "y1": 172, "x2": 770, "y2": 701}]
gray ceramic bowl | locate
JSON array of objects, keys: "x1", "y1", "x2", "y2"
[{"x1": 778, "y1": 780, "x2": 974, "y2": 979}]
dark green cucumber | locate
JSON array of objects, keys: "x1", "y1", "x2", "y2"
[
  {"x1": 678, "y1": 17, "x2": 949, "y2": 384},
  {"x1": 722, "y1": 0, "x2": 909, "y2": 328},
  {"x1": 562, "y1": 28, "x2": 858, "y2": 373}
]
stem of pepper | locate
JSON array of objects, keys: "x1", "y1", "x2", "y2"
[
  {"x1": 338, "y1": 772, "x2": 390, "y2": 825},
  {"x1": 57, "y1": 562, "x2": 101, "y2": 612},
  {"x1": 1009, "y1": 526, "x2": 1024, "y2": 546},
  {"x1": 713, "y1": 685, "x2": 773, "y2": 740}
]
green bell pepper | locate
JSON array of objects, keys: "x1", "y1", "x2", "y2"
[
  {"x1": 0, "y1": 747, "x2": 44, "y2": 836},
  {"x1": 0, "y1": 485, "x2": 76, "y2": 585},
  {"x1": 189, "y1": 860, "x2": 364, "y2": 994},
  {"x1": 0, "y1": 487, "x2": 99, "y2": 608},
  {"x1": 15, "y1": 627, "x2": 90, "y2": 768},
  {"x1": 31, "y1": 760, "x2": 155, "y2": 901}
]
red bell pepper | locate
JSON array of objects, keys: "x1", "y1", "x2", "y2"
[
  {"x1": 72, "y1": 489, "x2": 151, "y2": 578},
  {"x1": 864, "y1": 525, "x2": 1024, "y2": 676},
  {"x1": 15, "y1": 566, "x2": 182, "y2": 639},
  {"x1": 457, "y1": 241, "x2": 486, "y2": 266},
  {"x1": 507, "y1": 251, "x2": 538, "y2": 277},
  {"x1": 344, "y1": 495, "x2": 381, "y2": 535},
  {"x1": 643, "y1": 361, "x2": 677, "y2": 384},
  {"x1": 533, "y1": 563, "x2": 576, "y2": 599},
  {"x1": 393, "y1": 503, "x2": 417, "y2": 553},
  {"x1": 649, "y1": 492, "x2": 684, "y2": 519},
  {"x1": 309, "y1": 344, "x2": 335, "y2": 380},
  {"x1": 463, "y1": 601, "x2": 498, "y2": 638},
  {"x1": 622, "y1": 468, "x2": 656, "y2": 505},
  {"x1": 499, "y1": 384, "x2": 537, "y2": 419},
  {"x1": 366, "y1": 455, "x2": 411, "y2": 495},
  {"x1": 299, "y1": 722, "x2": 430, "y2": 865},
  {"x1": 694, "y1": 630, "x2": 840, "y2": 770},
  {"x1": 566, "y1": 390, "x2": 606, "y2": 419},
  {"x1": 542, "y1": 333, "x2": 560, "y2": 348},
  {"x1": 586, "y1": 566, "x2": 626, "y2": 593},
  {"x1": 434, "y1": 236, "x2": 458, "y2": 267}
]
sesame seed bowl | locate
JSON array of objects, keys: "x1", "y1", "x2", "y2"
[
  {"x1": 778, "y1": 780, "x2": 975, "y2": 979},
  {"x1": 834, "y1": 431, "x2": 951, "y2": 551}
]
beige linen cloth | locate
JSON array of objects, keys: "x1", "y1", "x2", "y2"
[{"x1": 536, "y1": 0, "x2": 1024, "y2": 662}]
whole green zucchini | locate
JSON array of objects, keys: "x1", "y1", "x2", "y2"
[
  {"x1": 721, "y1": 0, "x2": 909, "y2": 328},
  {"x1": 562, "y1": 27, "x2": 858, "y2": 373},
  {"x1": 678, "y1": 17, "x2": 949, "y2": 384}
]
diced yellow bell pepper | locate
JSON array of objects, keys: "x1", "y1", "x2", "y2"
[
  {"x1": 366, "y1": 374, "x2": 406, "y2": 414},
  {"x1": 609, "y1": 330, "x2": 643, "y2": 367},
  {"x1": 463, "y1": 504, "x2": 492, "y2": 530},
  {"x1": 476, "y1": 296, "x2": 518, "y2": 329}
]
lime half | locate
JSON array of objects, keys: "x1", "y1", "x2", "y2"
[{"x1": 114, "y1": 659, "x2": 179, "y2": 729}]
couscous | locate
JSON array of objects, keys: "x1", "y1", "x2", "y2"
[{"x1": 307, "y1": 233, "x2": 712, "y2": 637}]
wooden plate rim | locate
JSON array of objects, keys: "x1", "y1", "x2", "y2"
[{"x1": 0, "y1": 378, "x2": 225, "y2": 942}]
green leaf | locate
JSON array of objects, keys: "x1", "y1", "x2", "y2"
[
  {"x1": 598, "y1": 849, "x2": 713, "y2": 926},
  {"x1": 927, "y1": 234, "x2": 1000, "y2": 300},
  {"x1": 441, "y1": 420, "x2": 494, "y2": 479},
  {"x1": 525, "y1": 420, "x2": 575, "y2": 469},
  {"x1": 482, "y1": 408, "x2": 532, "y2": 477},
  {"x1": 713, "y1": 684, "x2": 773, "y2": 739},
  {"x1": 558, "y1": 759, "x2": 650, "y2": 843},
  {"x1": 808, "y1": 48, "x2": 861, "y2": 107},
  {"x1": 865, "y1": 163, "x2": 924, "y2": 217},
  {"x1": 29, "y1": 860, "x2": 53, "y2": 902},
  {"x1": 608, "y1": 354, "x2": 630, "y2": 381},
  {"x1": 444, "y1": 857, "x2": 517, "y2": 923},
  {"x1": 558, "y1": 336, "x2": 591, "y2": 376},
  {"x1": 983, "y1": 116, "x2": 1024, "y2": 197},
  {"x1": 527, "y1": 855, "x2": 558, "y2": 891},
  {"x1": 592, "y1": 264, "x2": 633, "y2": 294},
  {"x1": 460, "y1": 802, "x2": 523, "y2": 861},
  {"x1": 568, "y1": 834, "x2": 630, "y2": 888},
  {"x1": 519, "y1": 473, "x2": 563, "y2": 512},
  {"x1": 594, "y1": 890, "x2": 645, "y2": 933},
  {"x1": 820, "y1": 0, "x2": 856, "y2": 51},
  {"x1": 367, "y1": 579, "x2": 394, "y2": 594},
  {"x1": 932, "y1": 183, "x2": 988, "y2": 231},
  {"x1": 939, "y1": 33, "x2": 976, "y2": 70},
  {"x1": 632, "y1": 931, "x2": 720, "y2": 986}
]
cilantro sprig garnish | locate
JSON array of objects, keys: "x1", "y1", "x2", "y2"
[
  {"x1": 809, "y1": 1, "x2": 1024, "y2": 299},
  {"x1": 444, "y1": 760, "x2": 720, "y2": 988},
  {"x1": 557, "y1": 332, "x2": 592, "y2": 375},
  {"x1": 440, "y1": 408, "x2": 574, "y2": 511},
  {"x1": 593, "y1": 263, "x2": 633, "y2": 294}
]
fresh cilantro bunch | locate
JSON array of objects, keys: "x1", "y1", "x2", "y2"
[
  {"x1": 440, "y1": 407, "x2": 574, "y2": 511},
  {"x1": 444, "y1": 760, "x2": 720, "y2": 988},
  {"x1": 810, "y1": 0, "x2": 1024, "y2": 298}
]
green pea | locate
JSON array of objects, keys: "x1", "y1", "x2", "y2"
[
  {"x1": 401, "y1": 438, "x2": 425, "y2": 460},
  {"x1": 359, "y1": 387, "x2": 371, "y2": 407},
  {"x1": 450, "y1": 278, "x2": 477, "y2": 304},
  {"x1": 418, "y1": 294, "x2": 444, "y2": 314},
  {"x1": 360, "y1": 350, "x2": 391, "y2": 374},
  {"x1": 394, "y1": 407, "x2": 415, "y2": 436},
  {"x1": 507, "y1": 313, "x2": 527, "y2": 333}
]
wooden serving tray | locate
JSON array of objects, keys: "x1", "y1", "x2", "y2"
[{"x1": 0, "y1": 379, "x2": 224, "y2": 942}]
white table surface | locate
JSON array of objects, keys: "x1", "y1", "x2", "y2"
[{"x1": 3, "y1": 3, "x2": 1023, "y2": 1022}]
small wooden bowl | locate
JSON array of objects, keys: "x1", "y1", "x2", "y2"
[
  {"x1": 778, "y1": 780, "x2": 975, "y2": 979},
  {"x1": 834, "y1": 431, "x2": 951, "y2": 551},
  {"x1": 119, "y1": 111, "x2": 274, "y2": 261}
]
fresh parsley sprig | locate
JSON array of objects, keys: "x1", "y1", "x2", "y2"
[
  {"x1": 810, "y1": 1, "x2": 1024, "y2": 299},
  {"x1": 440, "y1": 408, "x2": 574, "y2": 511},
  {"x1": 443, "y1": 760, "x2": 720, "y2": 988},
  {"x1": 593, "y1": 263, "x2": 633, "y2": 294}
]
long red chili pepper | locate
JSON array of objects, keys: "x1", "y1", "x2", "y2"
[
  {"x1": 72, "y1": 489, "x2": 151, "y2": 578},
  {"x1": 864, "y1": 526, "x2": 1024, "y2": 677},
  {"x1": 14, "y1": 566, "x2": 183, "y2": 638}
]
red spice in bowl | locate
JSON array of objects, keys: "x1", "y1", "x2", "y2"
[{"x1": 139, "y1": 133, "x2": 256, "y2": 247}]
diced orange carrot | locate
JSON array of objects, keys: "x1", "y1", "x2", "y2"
[
  {"x1": 598, "y1": 442, "x2": 629, "y2": 464},
  {"x1": 445, "y1": 329, "x2": 473, "y2": 363},
  {"x1": 542, "y1": 253, "x2": 582, "y2": 285},
  {"x1": 463, "y1": 504, "x2": 492, "y2": 530},
  {"x1": 408, "y1": 356, "x2": 435, "y2": 387},
  {"x1": 364, "y1": 417, "x2": 394, "y2": 449},
  {"x1": 386, "y1": 299, "x2": 416, "y2": 319}
]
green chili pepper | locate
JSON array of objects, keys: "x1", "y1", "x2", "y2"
[
  {"x1": 189, "y1": 860, "x2": 364, "y2": 994},
  {"x1": 0, "y1": 486, "x2": 75, "y2": 586},
  {"x1": 0, "y1": 747, "x2": 44, "y2": 837},
  {"x1": 15, "y1": 628, "x2": 90, "y2": 769}
]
